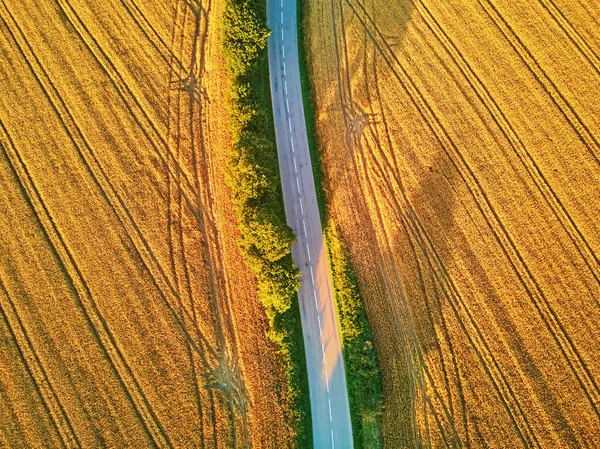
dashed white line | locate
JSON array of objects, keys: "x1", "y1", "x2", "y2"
[
  {"x1": 303, "y1": 220, "x2": 308, "y2": 237},
  {"x1": 325, "y1": 370, "x2": 330, "y2": 392},
  {"x1": 281, "y1": 0, "x2": 283, "y2": 7},
  {"x1": 288, "y1": 118, "x2": 292, "y2": 132},
  {"x1": 296, "y1": 177, "x2": 300, "y2": 193},
  {"x1": 282, "y1": 45, "x2": 285, "y2": 59},
  {"x1": 290, "y1": 138, "x2": 295, "y2": 152},
  {"x1": 313, "y1": 290, "x2": 318, "y2": 308},
  {"x1": 328, "y1": 399, "x2": 333, "y2": 422},
  {"x1": 280, "y1": 11, "x2": 283, "y2": 24},
  {"x1": 306, "y1": 243, "x2": 311, "y2": 261},
  {"x1": 331, "y1": 430, "x2": 335, "y2": 449},
  {"x1": 284, "y1": 79, "x2": 288, "y2": 95},
  {"x1": 321, "y1": 343, "x2": 326, "y2": 357},
  {"x1": 281, "y1": 27, "x2": 284, "y2": 41},
  {"x1": 283, "y1": 63, "x2": 287, "y2": 77},
  {"x1": 309, "y1": 265, "x2": 314, "y2": 283},
  {"x1": 293, "y1": 157, "x2": 297, "y2": 173},
  {"x1": 299, "y1": 198, "x2": 304, "y2": 215},
  {"x1": 317, "y1": 315, "x2": 322, "y2": 332},
  {"x1": 286, "y1": 97, "x2": 290, "y2": 112}
]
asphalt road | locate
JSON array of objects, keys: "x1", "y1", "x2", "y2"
[{"x1": 267, "y1": 1, "x2": 354, "y2": 448}]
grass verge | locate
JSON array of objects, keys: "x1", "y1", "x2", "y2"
[
  {"x1": 296, "y1": 0, "x2": 385, "y2": 447},
  {"x1": 221, "y1": 0, "x2": 312, "y2": 447}
]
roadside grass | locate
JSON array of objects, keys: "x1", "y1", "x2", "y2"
[
  {"x1": 296, "y1": 0, "x2": 384, "y2": 447},
  {"x1": 222, "y1": 0, "x2": 312, "y2": 447}
]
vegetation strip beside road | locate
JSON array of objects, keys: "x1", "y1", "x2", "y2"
[
  {"x1": 296, "y1": 0, "x2": 384, "y2": 446},
  {"x1": 221, "y1": 0, "x2": 312, "y2": 446}
]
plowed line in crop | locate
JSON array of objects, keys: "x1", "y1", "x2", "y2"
[
  {"x1": 182, "y1": 1, "x2": 249, "y2": 444},
  {"x1": 353, "y1": 127, "x2": 461, "y2": 448},
  {"x1": 0, "y1": 120, "x2": 168, "y2": 448},
  {"x1": 2, "y1": 1, "x2": 219, "y2": 366},
  {"x1": 538, "y1": 0, "x2": 600, "y2": 77},
  {"x1": 413, "y1": 0, "x2": 600, "y2": 301},
  {"x1": 358, "y1": 19, "x2": 459, "y2": 446},
  {"x1": 366, "y1": 26, "x2": 468, "y2": 441},
  {"x1": 329, "y1": 0, "x2": 423, "y2": 444},
  {"x1": 368, "y1": 40, "x2": 470, "y2": 445},
  {"x1": 478, "y1": 0, "x2": 600, "y2": 164},
  {"x1": 337, "y1": 3, "x2": 460, "y2": 444},
  {"x1": 349, "y1": 0, "x2": 600, "y2": 423},
  {"x1": 55, "y1": 0, "x2": 217, "y2": 235},
  {"x1": 347, "y1": 1, "x2": 540, "y2": 446},
  {"x1": 0, "y1": 277, "x2": 77, "y2": 449},
  {"x1": 166, "y1": 2, "x2": 207, "y2": 445},
  {"x1": 118, "y1": 0, "x2": 186, "y2": 70}
]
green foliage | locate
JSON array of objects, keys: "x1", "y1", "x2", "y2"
[
  {"x1": 223, "y1": 0, "x2": 271, "y2": 78},
  {"x1": 326, "y1": 224, "x2": 384, "y2": 447},
  {"x1": 221, "y1": 1, "x2": 312, "y2": 447}
]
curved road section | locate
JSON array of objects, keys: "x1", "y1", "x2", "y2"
[{"x1": 267, "y1": 1, "x2": 354, "y2": 448}]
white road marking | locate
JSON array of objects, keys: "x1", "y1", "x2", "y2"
[
  {"x1": 284, "y1": 79, "x2": 288, "y2": 95},
  {"x1": 325, "y1": 370, "x2": 330, "y2": 392},
  {"x1": 288, "y1": 118, "x2": 292, "y2": 132},
  {"x1": 306, "y1": 243, "x2": 311, "y2": 261},
  {"x1": 290, "y1": 137, "x2": 295, "y2": 152},
  {"x1": 286, "y1": 97, "x2": 290, "y2": 112},
  {"x1": 321, "y1": 343, "x2": 326, "y2": 357},
  {"x1": 331, "y1": 430, "x2": 335, "y2": 449},
  {"x1": 283, "y1": 63, "x2": 286, "y2": 76},
  {"x1": 328, "y1": 399, "x2": 333, "y2": 422},
  {"x1": 296, "y1": 177, "x2": 300, "y2": 193},
  {"x1": 317, "y1": 315, "x2": 322, "y2": 332},
  {"x1": 282, "y1": 45, "x2": 285, "y2": 59},
  {"x1": 281, "y1": 0, "x2": 283, "y2": 7},
  {"x1": 299, "y1": 198, "x2": 304, "y2": 215},
  {"x1": 313, "y1": 290, "x2": 318, "y2": 308},
  {"x1": 281, "y1": 11, "x2": 283, "y2": 24},
  {"x1": 281, "y1": 27, "x2": 284, "y2": 41},
  {"x1": 293, "y1": 157, "x2": 297, "y2": 173},
  {"x1": 303, "y1": 220, "x2": 308, "y2": 237},
  {"x1": 309, "y1": 265, "x2": 314, "y2": 283}
]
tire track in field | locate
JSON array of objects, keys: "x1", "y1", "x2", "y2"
[
  {"x1": 1, "y1": 1, "x2": 219, "y2": 367},
  {"x1": 117, "y1": 0, "x2": 186, "y2": 70},
  {"x1": 412, "y1": 0, "x2": 600, "y2": 304},
  {"x1": 54, "y1": 0, "x2": 218, "y2": 236},
  {"x1": 172, "y1": 0, "x2": 250, "y2": 445},
  {"x1": 347, "y1": 0, "x2": 600, "y2": 425},
  {"x1": 352, "y1": 115, "x2": 463, "y2": 448},
  {"x1": 537, "y1": 0, "x2": 600, "y2": 77},
  {"x1": 0, "y1": 277, "x2": 77, "y2": 449},
  {"x1": 53, "y1": 1, "x2": 237, "y2": 376},
  {"x1": 0, "y1": 119, "x2": 170, "y2": 448},
  {"x1": 334, "y1": 2, "x2": 462, "y2": 445},
  {"x1": 326, "y1": 1, "x2": 425, "y2": 445},
  {"x1": 356, "y1": 11, "x2": 464, "y2": 445},
  {"x1": 344, "y1": 3, "x2": 546, "y2": 446},
  {"x1": 365, "y1": 25, "x2": 471, "y2": 444},
  {"x1": 478, "y1": 0, "x2": 600, "y2": 165},
  {"x1": 165, "y1": 2, "x2": 207, "y2": 445},
  {"x1": 328, "y1": 0, "x2": 425, "y2": 444}
]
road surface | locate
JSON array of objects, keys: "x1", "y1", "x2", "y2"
[{"x1": 267, "y1": 1, "x2": 354, "y2": 448}]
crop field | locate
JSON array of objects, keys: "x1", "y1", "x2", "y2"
[
  {"x1": 304, "y1": 0, "x2": 600, "y2": 447},
  {"x1": 0, "y1": 0, "x2": 295, "y2": 447}
]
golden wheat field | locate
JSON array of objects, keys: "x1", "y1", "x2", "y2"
[
  {"x1": 304, "y1": 0, "x2": 600, "y2": 447},
  {"x1": 0, "y1": 0, "x2": 295, "y2": 447}
]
